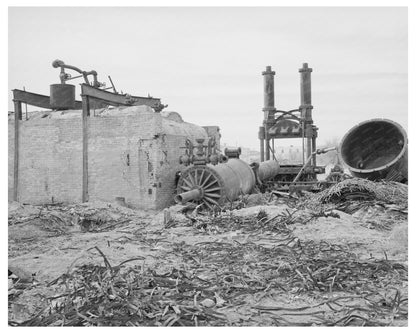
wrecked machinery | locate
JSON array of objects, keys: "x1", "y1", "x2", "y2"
[
  {"x1": 256, "y1": 63, "x2": 408, "y2": 190},
  {"x1": 11, "y1": 59, "x2": 407, "y2": 210},
  {"x1": 175, "y1": 139, "x2": 280, "y2": 208},
  {"x1": 174, "y1": 62, "x2": 349, "y2": 209},
  {"x1": 258, "y1": 64, "x2": 327, "y2": 191}
]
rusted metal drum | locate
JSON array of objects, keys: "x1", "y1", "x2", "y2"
[
  {"x1": 50, "y1": 84, "x2": 75, "y2": 110},
  {"x1": 175, "y1": 158, "x2": 256, "y2": 208},
  {"x1": 339, "y1": 118, "x2": 407, "y2": 182}
]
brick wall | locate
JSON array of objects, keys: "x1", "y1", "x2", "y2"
[
  {"x1": 15, "y1": 117, "x2": 83, "y2": 204},
  {"x1": 87, "y1": 112, "x2": 160, "y2": 208},
  {"x1": 8, "y1": 106, "x2": 212, "y2": 210}
]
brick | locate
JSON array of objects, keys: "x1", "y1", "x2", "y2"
[{"x1": 8, "y1": 108, "x2": 219, "y2": 210}]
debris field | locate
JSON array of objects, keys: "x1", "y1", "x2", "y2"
[{"x1": 8, "y1": 179, "x2": 408, "y2": 326}]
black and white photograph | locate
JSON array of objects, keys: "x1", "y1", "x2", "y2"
[{"x1": 5, "y1": 1, "x2": 412, "y2": 328}]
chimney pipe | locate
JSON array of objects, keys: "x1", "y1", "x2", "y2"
[{"x1": 262, "y1": 65, "x2": 276, "y2": 110}]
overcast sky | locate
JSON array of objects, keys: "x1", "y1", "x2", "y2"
[{"x1": 8, "y1": 7, "x2": 407, "y2": 150}]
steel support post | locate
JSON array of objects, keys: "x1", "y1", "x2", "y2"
[
  {"x1": 81, "y1": 94, "x2": 90, "y2": 202},
  {"x1": 13, "y1": 100, "x2": 22, "y2": 201}
]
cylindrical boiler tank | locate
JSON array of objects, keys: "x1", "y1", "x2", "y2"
[
  {"x1": 50, "y1": 84, "x2": 76, "y2": 110},
  {"x1": 339, "y1": 118, "x2": 407, "y2": 182},
  {"x1": 257, "y1": 160, "x2": 280, "y2": 182},
  {"x1": 175, "y1": 159, "x2": 256, "y2": 208}
]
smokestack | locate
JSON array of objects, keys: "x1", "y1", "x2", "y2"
[
  {"x1": 299, "y1": 63, "x2": 314, "y2": 166},
  {"x1": 299, "y1": 62, "x2": 312, "y2": 110},
  {"x1": 262, "y1": 65, "x2": 276, "y2": 110},
  {"x1": 261, "y1": 66, "x2": 277, "y2": 161}
]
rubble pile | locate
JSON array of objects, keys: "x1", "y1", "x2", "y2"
[
  {"x1": 316, "y1": 179, "x2": 408, "y2": 206},
  {"x1": 299, "y1": 179, "x2": 407, "y2": 218},
  {"x1": 8, "y1": 201, "x2": 136, "y2": 232}
]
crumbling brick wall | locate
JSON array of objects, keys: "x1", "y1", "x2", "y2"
[{"x1": 8, "y1": 107, "x2": 214, "y2": 210}]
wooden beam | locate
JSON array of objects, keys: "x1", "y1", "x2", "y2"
[
  {"x1": 13, "y1": 100, "x2": 22, "y2": 201},
  {"x1": 82, "y1": 95, "x2": 90, "y2": 202}
]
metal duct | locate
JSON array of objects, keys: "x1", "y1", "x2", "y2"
[{"x1": 339, "y1": 118, "x2": 407, "y2": 182}]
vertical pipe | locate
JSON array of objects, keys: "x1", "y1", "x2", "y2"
[
  {"x1": 13, "y1": 100, "x2": 22, "y2": 202},
  {"x1": 299, "y1": 63, "x2": 313, "y2": 166},
  {"x1": 265, "y1": 138, "x2": 270, "y2": 160},
  {"x1": 312, "y1": 135, "x2": 317, "y2": 168},
  {"x1": 262, "y1": 66, "x2": 276, "y2": 161},
  {"x1": 81, "y1": 93, "x2": 90, "y2": 202},
  {"x1": 306, "y1": 125, "x2": 312, "y2": 166},
  {"x1": 300, "y1": 63, "x2": 312, "y2": 107},
  {"x1": 263, "y1": 66, "x2": 275, "y2": 109},
  {"x1": 301, "y1": 123, "x2": 305, "y2": 165},
  {"x1": 259, "y1": 126, "x2": 265, "y2": 162}
]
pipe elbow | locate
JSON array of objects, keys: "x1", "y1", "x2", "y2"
[{"x1": 52, "y1": 59, "x2": 65, "y2": 68}]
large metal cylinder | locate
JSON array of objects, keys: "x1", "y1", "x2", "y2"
[
  {"x1": 257, "y1": 160, "x2": 280, "y2": 181},
  {"x1": 339, "y1": 118, "x2": 407, "y2": 182},
  {"x1": 50, "y1": 84, "x2": 75, "y2": 110},
  {"x1": 175, "y1": 159, "x2": 256, "y2": 208},
  {"x1": 175, "y1": 158, "x2": 282, "y2": 208}
]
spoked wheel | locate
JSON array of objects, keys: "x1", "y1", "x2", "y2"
[{"x1": 176, "y1": 166, "x2": 223, "y2": 209}]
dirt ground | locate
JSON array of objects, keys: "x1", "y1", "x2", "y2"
[{"x1": 8, "y1": 188, "x2": 408, "y2": 326}]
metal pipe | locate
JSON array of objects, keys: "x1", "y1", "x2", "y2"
[
  {"x1": 299, "y1": 63, "x2": 313, "y2": 166},
  {"x1": 108, "y1": 75, "x2": 117, "y2": 93},
  {"x1": 262, "y1": 66, "x2": 276, "y2": 162},
  {"x1": 265, "y1": 138, "x2": 270, "y2": 161},
  {"x1": 258, "y1": 160, "x2": 280, "y2": 181},
  {"x1": 312, "y1": 134, "x2": 317, "y2": 167},
  {"x1": 292, "y1": 146, "x2": 336, "y2": 184},
  {"x1": 174, "y1": 188, "x2": 202, "y2": 204},
  {"x1": 305, "y1": 125, "x2": 312, "y2": 166},
  {"x1": 263, "y1": 66, "x2": 275, "y2": 109},
  {"x1": 299, "y1": 63, "x2": 312, "y2": 107},
  {"x1": 52, "y1": 59, "x2": 99, "y2": 87},
  {"x1": 259, "y1": 126, "x2": 265, "y2": 162}
]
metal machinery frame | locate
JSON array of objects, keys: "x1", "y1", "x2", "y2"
[
  {"x1": 12, "y1": 60, "x2": 165, "y2": 202},
  {"x1": 258, "y1": 63, "x2": 325, "y2": 190}
]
